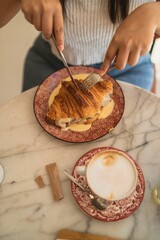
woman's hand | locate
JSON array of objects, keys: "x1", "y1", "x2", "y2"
[
  {"x1": 100, "y1": 2, "x2": 160, "y2": 75},
  {"x1": 21, "y1": 0, "x2": 64, "y2": 50}
]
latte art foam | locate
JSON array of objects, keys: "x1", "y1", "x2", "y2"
[{"x1": 86, "y1": 151, "x2": 137, "y2": 200}]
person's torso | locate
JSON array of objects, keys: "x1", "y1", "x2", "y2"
[{"x1": 47, "y1": 0, "x2": 155, "y2": 65}]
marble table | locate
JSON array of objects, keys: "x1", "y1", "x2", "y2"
[{"x1": 0, "y1": 82, "x2": 160, "y2": 240}]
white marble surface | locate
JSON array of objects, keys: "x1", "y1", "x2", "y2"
[{"x1": 0, "y1": 82, "x2": 160, "y2": 240}]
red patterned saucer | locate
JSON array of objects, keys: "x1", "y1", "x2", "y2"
[
  {"x1": 34, "y1": 66, "x2": 125, "y2": 143},
  {"x1": 71, "y1": 147, "x2": 145, "y2": 222}
]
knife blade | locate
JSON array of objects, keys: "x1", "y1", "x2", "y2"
[
  {"x1": 56, "y1": 229, "x2": 119, "y2": 240},
  {"x1": 51, "y1": 35, "x2": 79, "y2": 90}
]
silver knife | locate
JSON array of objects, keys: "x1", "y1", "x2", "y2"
[{"x1": 51, "y1": 35, "x2": 79, "y2": 90}]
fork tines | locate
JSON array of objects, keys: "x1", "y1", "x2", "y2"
[{"x1": 80, "y1": 73, "x2": 100, "y2": 91}]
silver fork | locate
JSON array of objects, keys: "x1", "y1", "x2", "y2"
[{"x1": 80, "y1": 64, "x2": 116, "y2": 91}]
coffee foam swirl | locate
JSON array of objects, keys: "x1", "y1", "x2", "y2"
[{"x1": 86, "y1": 150, "x2": 137, "y2": 201}]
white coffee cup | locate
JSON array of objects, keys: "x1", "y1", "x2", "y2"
[{"x1": 76, "y1": 149, "x2": 138, "y2": 201}]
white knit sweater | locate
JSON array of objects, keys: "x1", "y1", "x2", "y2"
[{"x1": 47, "y1": 0, "x2": 155, "y2": 65}]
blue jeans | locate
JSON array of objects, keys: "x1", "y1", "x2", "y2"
[{"x1": 22, "y1": 35, "x2": 154, "y2": 91}]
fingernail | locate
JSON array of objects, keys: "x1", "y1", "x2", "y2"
[
  {"x1": 99, "y1": 69, "x2": 105, "y2": 76},
  {"x1": 58, "y1": 44, "x2": 64, "y2": 51}
]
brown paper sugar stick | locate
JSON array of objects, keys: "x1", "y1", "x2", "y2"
[
  {"x1": 46, "y1": 163, "x2": 63, "y2": 201},
  {"x1": 35, "y1": 175, "x2": 45, "y2": 188}
]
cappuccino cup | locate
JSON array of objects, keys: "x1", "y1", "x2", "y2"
[{"x1": 76, "y1": 149, "x2": 138, "y2": 201}]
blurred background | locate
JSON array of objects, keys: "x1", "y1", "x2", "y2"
[
  {"x1": 0, "y1": 12, "x2": 38, "y2": 107},
  {"x1": 0, "y1": 11, "x2": 160, "y2": 107}
]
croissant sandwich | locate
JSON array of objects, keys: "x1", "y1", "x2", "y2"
[{"x1": 46, "y1": 79, "x2": 113, "y2": 129}]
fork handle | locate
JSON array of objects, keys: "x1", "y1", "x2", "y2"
[{"x1": 107, "y1": 64, "x2": 116, "y2": 72}]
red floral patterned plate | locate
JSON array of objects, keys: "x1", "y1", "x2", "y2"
[
  {"x1": 71, "y1": 147, "x2": 145, "y2": 222},
  {"x1": 34, "y1": 66, "x2": 125, "y2": 143}
]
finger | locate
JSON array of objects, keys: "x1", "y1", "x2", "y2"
[
  {"x1": 32, "y1": 12, "x2": 42, "y2": 31},
  {"x1": 42, "y1": 11, "x2": 53, "y2": 39},
  {"x1": 24, "y1": 13, "x2": 33, "y2": 24},
  {"x1": 128, "y1": 49, "x2": 141, "y2": 66},
  {"x1": 114, "y1": 47, "x2": 130, "y2": 70},
  {"x1": 100, "y1": 44, "x2": 118, "y2": 76},
  {"x1": 53, "y1": 6, "x2": 64, "y2": 51},
  {"x1": 140, "y1": 44, "x2": 151, "y2": 56}
]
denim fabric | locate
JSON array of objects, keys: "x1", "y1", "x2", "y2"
[
  {"x1": 22, "y1": 35, "x2": 154, "y2": 91},
  {"x1": 89, "y1": 55, "x2": 154, "y2": 91}
]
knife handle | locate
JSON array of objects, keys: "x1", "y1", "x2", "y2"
[{"x1": 51, "y1": 35, "x2": 79, "y2": 90}]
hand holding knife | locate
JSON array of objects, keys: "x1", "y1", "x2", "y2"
[{"x1": 51, "y1": 35, "x2": 79, "y2": 90}]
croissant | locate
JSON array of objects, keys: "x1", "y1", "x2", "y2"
[{"x1": 46, "y1": 79, "x2": 113, "y2": 129}]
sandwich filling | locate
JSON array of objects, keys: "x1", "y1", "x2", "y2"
[{"x1": 46, "y1": 78, "x2": 114, "y2": 131}]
